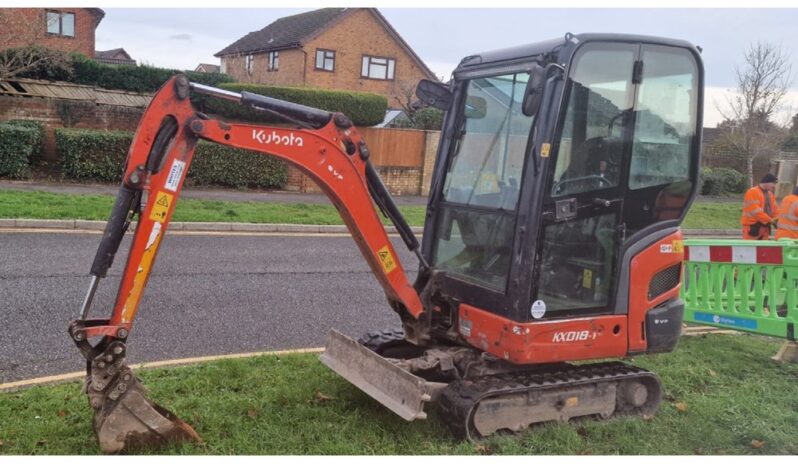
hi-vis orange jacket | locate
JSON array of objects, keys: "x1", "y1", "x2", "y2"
[
  {"x1": 740, "y1": 186, "x2": 777, "y2": 226},
  {"x1": 776, "y1": 194, "x2": 798, "y2": 239}
]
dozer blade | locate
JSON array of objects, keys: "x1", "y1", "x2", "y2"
[
  {"x1": 83, "y1": 340, "x2": 201, "y2": 454},
  {"x1": 320, "y1": 329, "x2": 436, "y2": 421}
]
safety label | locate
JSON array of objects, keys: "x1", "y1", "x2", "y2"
[
  {"x1": 149, "y1": 191, "x2": 173, "y2": 223},
  {"x1": 164, "y1": 160, "x2": 186, "y2": 192},
  {"x1": 376, "y1": 246, "x2": 397, "y2": 274},
  {"x1": 530, "y1": 300, "x2": 546, "y2": 319},
  {"x1": 672, "y1": 240, "x2": 684, "y2": 253},
  {"x1": 582, "y1": 269, "x2": 593, "y2": 288},
  {"x1": 540, "y1": 143, "x2": 551, "y2": 158}
]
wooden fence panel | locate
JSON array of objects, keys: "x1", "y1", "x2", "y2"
[{"x1": 358, "y1": 127, "x2": 426, "y2": 167}]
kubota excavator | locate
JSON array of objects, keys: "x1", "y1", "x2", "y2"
[{"x1": 70, "y1": 33, "x2": 704, "y2": 453}]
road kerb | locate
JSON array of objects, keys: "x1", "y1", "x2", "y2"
[
  {"x1": 0, "y1": 347, "x2": 324, "y2": 392},
  {"x1": 0, "y1": 218, "x2": 735, "y2": 237}
]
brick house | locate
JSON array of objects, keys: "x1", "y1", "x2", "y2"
[
  {"x1": 215, "y1": 8, "x2": 437, "y2": 109},
  {"x1": 194, "y1": 63, "x2": 220, "y2": 73},
  {"x1": 0, "y1": 8, "x2": 105, "y2": 58}
]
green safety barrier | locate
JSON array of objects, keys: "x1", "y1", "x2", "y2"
[{"x1": 680, "y1": 238, "x2": 798, "y2": 340}]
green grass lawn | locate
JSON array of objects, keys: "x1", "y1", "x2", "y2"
[
  {"x1": 1, "y1": 333, "x2": 796, "y2": 455},
  {"x1": 0, "y1": 190, "x2": 738, "y2": 229}
]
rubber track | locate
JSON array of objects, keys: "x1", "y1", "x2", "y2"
[
  {"x1": 357, "y1": 327, "x2": 405, "y2": 353},
  {"x1": 437, "y1": 361, "x2": 660, "y2": 439}
]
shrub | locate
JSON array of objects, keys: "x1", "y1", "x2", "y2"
[
  {"x1": 700, "y1": 167, "x2": 747, "y2": 195},
  {"x1": 3, "y1": 48, "x2": 234, "y2": 94},
  {"x1": 0, "y1": 46, "x2": 73, "y2": 81},
  {"x1": 6, "y1": 120, "x2": 45, "y2": 161},
  {"x1": 189, "y1": 142, "x2": 287, "y2": 189},
  {"x1": 0, "y1": 121, "x2": 41, "y2": 178},
  {"x1": 390, "y1": 107, "x2": 444, "y2": 130},
  {"x1": 54, "y1": 128, "x2": 287, "y2": 189},
  {"x1": 70, "y1": 54, "x2": 235, "y2": 93},
  {"x1": 200, "y1": 83, "x2": 387, "y2": 127},
  {"x1": 56, "y1": 128, "x2": 132, "y2": 182}
]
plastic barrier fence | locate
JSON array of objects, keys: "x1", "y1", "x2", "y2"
[{"x1": 681, "y1": 239, "x2": 797, "y2": 340}]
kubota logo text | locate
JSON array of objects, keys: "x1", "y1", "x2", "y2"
[
  {"x1": 552, "y1": 330, "x2": 596, "y2": 342},
  {"x1": 252, "y1": 129, "x2": 304, "y2": 146}
]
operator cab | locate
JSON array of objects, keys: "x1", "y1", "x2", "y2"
[{"x1": 419, "y1": 33, "x2": 703, "y2": 324}]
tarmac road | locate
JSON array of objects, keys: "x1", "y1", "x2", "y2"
[{"x1": 0, "y1": 230, "x2": 417, "y2": 383}]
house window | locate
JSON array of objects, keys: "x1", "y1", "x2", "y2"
[
  {"x1": 315, "y1": 49, "x2": 335, "y2": 72},
  {"x1": 245, "y1": 54, "x2": 253, "y2": 75},
  {"x1": 46, "y1": 11, "x2": 75, "y2": 37},
  {"x1": 268, "y1": 51, "x2": 279, "y2": 71},
  {"x1": 361, "y1": 55, "x2": 395, "y2": 80}
]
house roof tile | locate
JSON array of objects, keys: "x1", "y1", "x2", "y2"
[{"x1": 215, "y1": 8, "x2": 346, "y2": 57}]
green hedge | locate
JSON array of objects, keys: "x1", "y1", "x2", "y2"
[
  {"x1": 55, "y1": 128, "x2": 287, "y2": 189},
  {"x1": 0, "y1": 120, "x2": 45, "y2": 178},
  {"x1": 198, "y1": 83, "x2": 387, "y2": 127},
  {"x1": 4, "y1": 47, "x2": 233, "y2": 93},
  {"x1": 70, "y1": 54, "x2": 234, "y2": 93},
  {"x1": 700, "y1": 167, "x2": 747, "y2": 195}
]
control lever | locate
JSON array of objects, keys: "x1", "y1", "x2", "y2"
[{"x1": 592, "y1": 197, "x2": 612, "y2": 207}]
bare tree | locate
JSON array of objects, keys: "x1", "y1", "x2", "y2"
[
  {"x1": 720, "y1": 41, "x2": 793, "y2": 185},
  {"x1": 391, "y1": 79, "x2": 422, "y2": 122},
  {"x1": 0, "y1": 10, "x2": 73, "y2": 81}
]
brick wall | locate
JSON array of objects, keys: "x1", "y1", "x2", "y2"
[
  {"x1": 376, "y1": 166, "x2": 422, "y2": 196},
  {"x1": 0, "y1": 94, "x2": 143, "y2": 163},
  {"x1": 0, "y1": 91, "x2": 441, "y2": 196},
  {"x1": 1, "y1": 8, "x2": 102, "y2": 58},
  {"x1": 221, "y1": 49, "x2": 305, "y2": 86}
]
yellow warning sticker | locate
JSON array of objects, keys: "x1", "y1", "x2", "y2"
[
  {"x1": 673, "y1": 240, "x2": 684, "y2": 254},
  {"x1": 540, "y1": 143, "x2": 551, "y2": 158},
  {"x1": 149, "y1": 191, "x2": 173, "y2": 223},
  {"x1": 377, "y1": 246, "x2": 397, "y2": 274},
  {"x1": 582, "y1": 268, "x2": 593, "y2": 289}
]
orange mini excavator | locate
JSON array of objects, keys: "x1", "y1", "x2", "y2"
[{"x1": 70, "y1": 33, "x2": 704, "y2": 453}]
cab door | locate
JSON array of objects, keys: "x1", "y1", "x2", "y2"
[{"x1": 531, "y1": 42, "x2": 639, "y2": 320}]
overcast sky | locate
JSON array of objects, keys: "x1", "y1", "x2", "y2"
[{"x1": 94, "y1": 8, "x2": 798, "y2": 127}]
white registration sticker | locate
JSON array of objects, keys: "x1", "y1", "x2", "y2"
[{"x1": 164, "y1": 160, "x2": 186, "y2": 192}]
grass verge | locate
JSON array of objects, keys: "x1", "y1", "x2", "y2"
[
  {"x1": 0, "y1": 190, "x2": 739, "y2": 229},
  {"x1": 1, "y1": 334, "x2": 796, "y2": 455},
  {"x1": 0, "y1": 190, "x2": 426, "y2": 226}
]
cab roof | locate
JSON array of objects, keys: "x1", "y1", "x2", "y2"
[{"x1": 454, "y1": 32, "x2": 700, "y2": 73}]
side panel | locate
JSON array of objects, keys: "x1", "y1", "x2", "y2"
[
  {"x1": 626, "y1": 230, "x2": 685, "y2": 352},
  {"x1": 458, "y1": 304, "x2": 628, "y2": 364}
]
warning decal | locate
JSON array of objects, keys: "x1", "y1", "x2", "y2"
[
  {"x1": 149, "y1": 191, "x2": 173, "y2": 223},
  {"x1": 582, "y1": 268, "x2": 593, "y2": 289},
  {"x1": 673, "y1": 240, "x2": 684, "y2": 254},
  {"x1": 540, "y1": 143, "x2": 551, "y2": 158},
  {"x1": 376, "y1": 246, "x2": 397, "y2": 274},
  {"x1": 164, "y1": 160, "x2": 186, "y2": 192}
]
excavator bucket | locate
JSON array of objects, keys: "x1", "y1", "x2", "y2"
[
  {"x1": 320, "y1": 329, "x2": 439, "y2": 421},
  {"x1": 82, "y1": 338, "x2": 201, "y2": 454}
]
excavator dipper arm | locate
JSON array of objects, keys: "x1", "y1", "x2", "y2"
[{"x1": 69, "y1": 75, "x2": 425, "y2": 453}]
